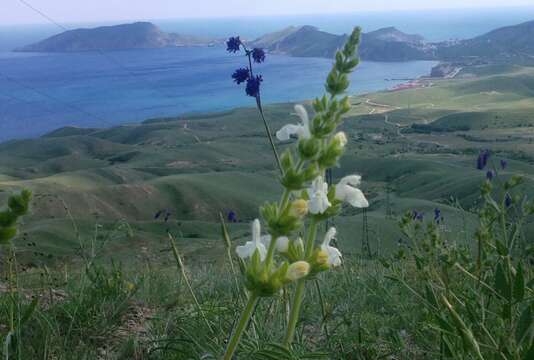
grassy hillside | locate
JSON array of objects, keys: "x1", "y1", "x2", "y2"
[{"x1": 1, "y1": 64, "x2": 534, "y2": 266}]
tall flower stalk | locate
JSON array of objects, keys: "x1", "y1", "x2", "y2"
[
  {"x1": 223, "y1": 28, "x2": 366, "y2": 358},
  {"x1": 226, "y1": 37, "x2": 283, "y2": 173}
]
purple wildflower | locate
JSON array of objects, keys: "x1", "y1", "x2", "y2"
[
  {"x1": 476, "y1": 150, "x2": 490, "y2": 170},
  {"x1": 227, "y1": 210, "x2": 237, "y2": 223},
  {"x1": 232, "y1": 68, "x2": 250, "y2": 84},
  {"x1": 164, "y1": 212, "x2": 171, "y2": 222},
  {"x1": 226, "y1": 36, "x2": 241, "y2": 53},
  {"x1": 251, "y1": 48, "x2": 266, "y2": 63},
  {"x1": 412, "y1": 210, "x2": 424, "y2": 221},
  {"x1": 486, "y1": 170, "x2": 494, "y2": 180},
  {"x1": 434, "y1": 208, "x2": 442, "y2": 223},
  {"x1": 154, "y1": 210, "x2": 163, "y2": 219},
  {"x1": 500, "y1": 159, "x2": 508, "y2": 170},
  {"x1": 505, "y1": 194, "x2": 512, "y2": 208},
  {"x1": 246, "y1": 75, "x2": 263, "y2": 97}
]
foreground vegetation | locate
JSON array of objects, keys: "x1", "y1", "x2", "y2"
[{"x1": 1, "y1": 169, "x2": 533, "y2": 359}]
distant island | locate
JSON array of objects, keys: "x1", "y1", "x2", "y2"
[{"x1": 15, "y1": 22, "x2": 222, "y2": 52}]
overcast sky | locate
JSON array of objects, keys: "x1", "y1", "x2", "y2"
[{"x1": 4, "y1": 0, "x2": 534, "y2": 25}]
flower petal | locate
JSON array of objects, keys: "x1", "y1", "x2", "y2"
[
  {"x1": 236, "y1": 241, "x2": 267, "y2": 261},
  {"x1": 252, "y1": 219, "x2": 261, "y2": 243},
  {"x1": 339, "y1": 175, "x2": 361, "y2": 187},
  {"x1": 336, "y1": 186, "x2": 369, "y2": 208},
  {"x1": 276, "y1": 124, "x2": 302, "y2": 141},
  {"x1": 276, "y1": 236, "x2": 289, "y2": 253},
  {"x1": 294, "y1": 104, "x2": 309, "y2": 125}
]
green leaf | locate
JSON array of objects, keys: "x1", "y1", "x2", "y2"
[
  {"x1": 21, "y1": 296, "x2": 39, "y2": 325},
  {"x1": 514, "y1": 262, "x2": 525, "y2": 302},
  {"x1": 516, "y1": 306, "x2": 533, "y2": 346},
  {"x1": 495, "y1": 261, "x2": 511, "y2": 301},
  {"x1": 496, "y1": 239, "x2": 508, "y2": 256},
  {"x1": 424, "y1": 284, "x2": 438, "y2": 309},
  {"x1": 522, "y1": 340, "x2": 534, "y2": 360}
]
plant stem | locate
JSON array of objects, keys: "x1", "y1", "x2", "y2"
[
  {"x1": 223, "y1": 292, "x2": 259, "y2": 360},
  {"x1": 256, "y1": 97, "x2": 283, "y2": 175},
  {"x1": 244, "y1": 48, "x2": 283, "y2": 175},
  {"x1": 168, "y1": 233, "x2": 214, "y2": 334},
  {"x1": 284, "y1": 220, "x2": 318, "y2": 347},
  {"x1": 284, "y1": 278, "x2": 306, "y2": 348},
  {"x1": 314, "y1": 279, "x2": 331, "y2": 343}
]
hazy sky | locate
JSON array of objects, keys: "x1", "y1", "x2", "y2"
[{"x1": 4, "y1": 0, "x2": 534, "y2": 25}]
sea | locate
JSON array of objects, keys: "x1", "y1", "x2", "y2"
[{"x1": 1, "y1": 7, "x2": 534, "y2": 142}]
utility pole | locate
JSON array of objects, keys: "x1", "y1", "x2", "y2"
[{"x1": 362, "y1": 208, "x2": 371, "y2": 258}]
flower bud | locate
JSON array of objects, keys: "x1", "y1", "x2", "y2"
[
  {"x1": 334, "y1": 132, "x2": 348, "y2": 148},
  {"x1": 286, "y1": 261, "x2": 310, "y2": 281},
  {"x1": 290, "y1": 199, "x2": 309, "y2": 218},
  {"x1": 298, "y1": 138, "x2": 320, "y2": 160},
  {"x1": 315, "y1": 250, "x2": 329, "y2": 266}
]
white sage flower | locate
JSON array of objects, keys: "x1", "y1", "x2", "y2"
[
  {"x1": 335, "y1": 175, "x2": 369, "y2": 208},
  {"x1": 276, "y1": 104, "x2": 311, "y2": 141},
  {"x1": 307, "y1": 175, "x2": 331, "y2": 214},
  {"x1": 321, "y1": 227, "x2": 342, "y2": 267},
  {"x1": 261, "y1": 235, "x2": 290, "y2": 253},
  {"x1": 236, "y1": 219, "x2": 267, "y2": 261}
]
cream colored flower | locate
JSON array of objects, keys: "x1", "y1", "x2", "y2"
[
  {"x1": 236, "y1": 219, "x2": 267, "y2": 260},
  {"x1": 286, "y1": 261, "x2": 310, "y2": 281},
  {"x1": 276, "y1": 104, "x2": 312, "y2": 141},
  {"x1": 335, "y1": 175, "x2": 369, "y2": 208},
  {"x1": 334, "y1": 131, "x2": 348, "y2": 148},
  {"x1": 261, "y1": 235, "x2": 290, "y2": 253},
  {"x1": 290, "y1": 199, "x2": 309, "y2": 218},
  {"x1": 308, "y1": 175, "x2": 331, "y2": 214},
  {"x1": 321, "y1": 227, "x2": 342, "y2": 267}
]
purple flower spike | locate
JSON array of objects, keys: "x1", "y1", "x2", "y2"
[
  {"x1": 226, "y1": 36, "x2": 241, "y2": 53},
  {"x1": 477, "y1": 150, "x2": 491, "y2": 170},
  {"x1": 252, "y1": 48, "x2": 266, "y2": 63},
  {"x1": 246, "y1": 75, "x2": 263, "y2": 97},
  {"x1": 486, "y1": 170, "x2": 494, "y2": 180},
  {"x1": 500, "y1": 159, "x2": 508, "y2": 170},
  {"x1": 232, "y1": 68, "x2": 250, "y2": 84}
]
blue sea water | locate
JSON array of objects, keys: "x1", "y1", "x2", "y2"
[
  {"x1": 0, "y1": 47, "x2": 436, "y2": 142},
  {"x1": 1, "y1": 7, "x2": 534, "y2": 142}
]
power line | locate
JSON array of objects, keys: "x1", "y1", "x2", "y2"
[{"x1": 16, "y1": 0, "x2": 184, "y2": 106}]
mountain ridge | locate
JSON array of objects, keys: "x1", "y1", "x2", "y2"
[
  {"x1": 251, "y1": 20, "x2": 534, "y2": 63},
  {"x1": 15, "y1": 22, "x2": 222, "y2": 52}
]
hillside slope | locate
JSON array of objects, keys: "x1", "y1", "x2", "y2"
[{"x1": 2, "y1": 65, "x2": 534, "y2": 264}]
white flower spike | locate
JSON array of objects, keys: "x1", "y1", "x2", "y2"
[
  {"x1": 335, "y1": 175, "x2": 369, "y2": 208},
  {"x1": 321, "y1": 227, "x2": 342, "y2": 267},
  {"x1": 307, "y1": 175, "x2": 331, "y2": 214},
  {"x1": 236, "y1": 219, "x2": 267, "y2": 261},
  {"x1": 276, "y1": 104, "x2": 312, "y2": 141}
]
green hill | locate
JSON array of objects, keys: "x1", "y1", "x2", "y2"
[{"x1": 2, "y1": 64, "x2": 534, "y2": 265}]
